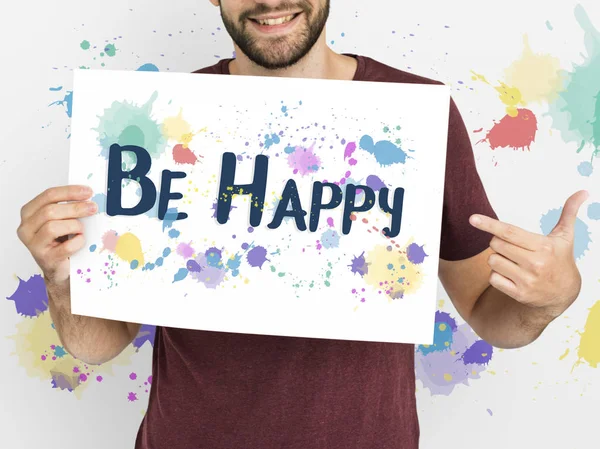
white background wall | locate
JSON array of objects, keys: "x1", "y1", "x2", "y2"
[{"x1": 1, "y1": 0, "x2": 599, "y2": 448}]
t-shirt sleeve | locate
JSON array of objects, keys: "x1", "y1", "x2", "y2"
[{"x1": 439, "y1": 98, "x2": 498, "y2": 261}]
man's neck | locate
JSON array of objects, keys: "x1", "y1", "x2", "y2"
[{"x1": 228, "y1": 37, "x2": 357, "y2": 81}]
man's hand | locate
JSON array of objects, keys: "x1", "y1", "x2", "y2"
[
  {"x1": 17, "y1": 185, "x2": 98, "y2": 286},
  {"x1": 469, "y1": 189, "x2": 589, "y2": 321}
]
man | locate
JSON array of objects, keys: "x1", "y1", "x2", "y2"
[{"x1": 17, "y1": 1, "x2": 587, "y2": 448}]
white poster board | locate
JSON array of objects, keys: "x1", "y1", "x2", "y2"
[{"x1": 68, "y1": 69, "x2": 450, "y2": 345}]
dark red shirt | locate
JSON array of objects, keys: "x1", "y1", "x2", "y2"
[{"x1": 134, "y1": 54, "x2": 497, "y2": 449}]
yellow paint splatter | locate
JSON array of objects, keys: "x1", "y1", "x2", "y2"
[
  {"x1": 504, "y1": 35, "x2": 564, "y2": 105},
  {"x1": 444, "y1": 373, "x2": 453, "y2": 382},
  {"x1": 115, "y1": 232, "x2": 145, "y2": 266},
  {"x1": 163, "y1": 109, "x2": 192, "y2": 143},
  {"x1": 559, "y1": 348, "x2": 570, "y2": 361},
  {"x1": 8, "y1": 312, "x2": 137, "y2": 399},
  {"x1": 471, "y1": 70, "x2": 525, "y2": 117},
  {"x1": 574, "y1": 301, "x2": 600, "y2": 369},
  {"x1": 362, "y1": 244, "x2": 424, "y2": 299}
]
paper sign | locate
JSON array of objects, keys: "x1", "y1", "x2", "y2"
[{"x1": 68, "y1": 69, "x2": 450, "y2": 345}]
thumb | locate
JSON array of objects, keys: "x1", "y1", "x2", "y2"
[{"x1": 550, "y1": 190, "x2": 589, "y2": 238}]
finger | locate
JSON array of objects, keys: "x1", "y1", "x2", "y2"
[
  {"x1": 47, "y1": 233, "x2": 86, "y2": 263},
  {"x1": 20, "y1": 185, "x2": 93, "y2": 222},
  {"x1": 31, "y1": 219, "x2": 84, "y2": 250},
  {"x1": 470, "y1": 214, "x2": 544, "y2": 251},
  {"x1": 18, "y1": 201, "x2": 97, "y2": 244},
  {"x1": 487, "y1": 252, "x2": 524, "y2": 284},
  {"x1": 549, "y1": 190, "x2": 589, "y2": 238},
  {"x1": 489, "y1": 236, "x2": 533, "y2": 266},
  {"x1": 489, "y1": 271, "x2": 519, "y2": 300}
]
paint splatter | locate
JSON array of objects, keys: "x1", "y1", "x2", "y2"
[
  {"x1": 366, "y1": 175, "x2": 386, "y2": 191},
  {"x1": 416, "y1": 316, "x2": 493, "y2": 395},
  {"x1": 588, "y1": 202, "x2": 600, "y2": 220},
  {"x1": 548, "y1": 5, "x2": 600, "y2": 160},
  {"x1": 540, "y1": 207, "x2": 592, "y2": 260},
  {"x1": 6, "y1": 275, "x2": 48, "y2": 317},
  {"x1": 132, "y1": 325, "x2": 156, "y2": 349},
  {"x1": 359, "y1": 135, "x2": 408, "y2": 166},
  {"x1": 94, "y1": 91, "x2": 166, "y2": 162},
  {"x1": 49, "y1": 90, "x2": 74, "y2": 118},
  {"x1": 173, "y1": 144, "x2": 198, "y2": 165},
  {"x1": 320, "y1": 230, "x2": 341, "y2": 249},
  {"x1": 478, "y1": 109, "x2": 538, "y2": 151},
  {"x1": 406, "y1": 243, "x2": 428, "y2": 265},
  {"x1": 80, "y1": 40, "x2": 90, "y2": 50},
  {"x1": 504, "y1": 35, "x2": 564, "y2": 104},
  {"x1": 362, "y1": 244, "x2": 423, "y2": 300},
  {"x1": 417, "y1": 316, "x2": 454, "y2": 355},
  {"x1": 247, "y1": 246, "x2": 269, "y2": 268},
  {"x1": 578, "y1": 161, "x2": 594, "y2": 177},
  {"x1": 111, "y1": 232, "x2": 145, "y2": 267},
  {"x1": 573, "y1": 301, "x2": 600, "y2": 369},
  {"x1": 349, "y1": 252, "x2": 369, "y2": 277},
  {"x1": 137, "y1": 63, "x2": 159, "y2": 72},
  {"x1": 287, "y1": 143, "x2": 321, "y2": 175}
]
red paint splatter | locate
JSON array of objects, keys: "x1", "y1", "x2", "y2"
[
  {"x1": 173, "y1": 144, "x2": 198, "y2": 165},
  {"x1": 478, "y1": 109, "x2": 538, "y2": 151},
  {"x1": 473, "y1": 128, "x2": 483, "y2": 133}
]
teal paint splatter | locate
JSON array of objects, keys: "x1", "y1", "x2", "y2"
[
  {"x1": 417, "y1": 320, "x2": 454, "y2": 355},
  {"x1": 540, "y1": 207, "x2": 592, "y2": 260},
  {"x1": 80, "y1": 40, "x2": 90, "y2": 50},
  {"x1": 547, "y1": 5, "x2": 600, "y2": 159},
  {"x1": 94, "y1": 91, "x2": 166, "y2": 162},
  {"x1": 546, "y1": 20, "x2": 554, "y2": 31},
  {"x1": 588, "y1": 202, "x2": 600, "y2": 220},
  {"x1": 54, "y1": 346, "x2": 67, "y2": 358},
  {"x1": 104, "y1": 44, "x2": 117, "y2": 57}
]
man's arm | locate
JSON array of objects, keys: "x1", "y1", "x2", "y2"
[
  {"x1": 438, "y1": 190, "x2": 587, "y2": 349},
  {"x1": 46, "y1": 277, "x2": 141, "y2": 365},
  {"x1": 17, "y1": 185, "x2": 141, "y2": 365}
]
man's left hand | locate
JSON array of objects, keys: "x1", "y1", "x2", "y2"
[{"x1": 468, "y1": 190, "x2": 589, "y2": 320}]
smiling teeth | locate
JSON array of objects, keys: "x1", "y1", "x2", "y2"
[{"x1": 257, "y1": 15, "x2": 295, "y2": 26}]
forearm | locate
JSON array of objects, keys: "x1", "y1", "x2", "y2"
[
  {"x1": 468, "y1": 285, "x2": 556, "y2": 349},
  {"x1": 46, "y1": 277, "x2": 140, "y2": 365}
]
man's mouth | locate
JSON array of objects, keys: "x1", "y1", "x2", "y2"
[{"x1": 249, "y1": 12, "x2": 301, "y2": 27}]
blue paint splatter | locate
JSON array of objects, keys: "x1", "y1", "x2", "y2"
[
  {"x1": 132, "y1": 324, "x2": 156, "y2": 349},
  {"x1": 137, "y1": 63, "x2": 160, "y2": 72},
  {"x1": 168, "y1": 228, "x2": 181, "y2": 238},
  {"x1": 162, "y1": 208, "x2": 179, "y2": 232},
  {"x1": 206, "y1": 248, "x2": 222, "y2": 267},
  {"x1": 359, "y1": 135, "x2": 408, "y2": 166},
  {"x1": 130, "y1": 260, "x2": 139, "y2": 269},
  {"x1": 91, "y1": 193, "x2": 106, "y2": 214},
  {"x1": 417, "y1": 318, "x2": 454, "y2": 355},
  {"x1": 49, "y1": 90, "x2": 74, "y2": 118},
  {"x1": 89, "y1": 244, "x2": 97, "y2": 252},
  {"x1": 321, "y1": 230, "x2": 341, "y2": 249},
  {"x1": 578, "y1": 161, "x2": 594, "y2": 176},
  {"x1": 163, "y1": 247, "x2": 172, "y2": 257},
  {"x1": 540, "y1": 207, "x2": 592, "y2": 260},
  {"x1": 461, "y1": 340, "x2": 493, "y2": 365},
  {"x1": 173, "y1": 268, "x2": 189, "y2": 283},
  {"x1": 54, "y1": 346, "x2": 67, "y2": 358},
  {"x1": 226, "y1": 253, "x2": 243, "y2": 276},
  {"x1": 264, "y1": 133, "x2": 281, "y2": 149},
  {"x1": 588, "y1": 202, "x2": 600, "y2": 220},
  {"x1": 49, "y1": 86, "x2": 63, "y2": 92}
]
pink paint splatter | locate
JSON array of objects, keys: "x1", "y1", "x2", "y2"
[
  {"x1": 148, "y1": 375, "x2": 152, "y2": 384},
  {"x1": 73, "y1": 366, "x2": 80, "y2": 373},
  {"x1": 129, "y1": 372, "x2": 137, "y2": 380},
  {"x1": 177, "y1": 242, "x2": 195, "y2": 258},
  {"x1": 79, "y1": 373, "x2": 87, "y2": 382},
  {"x1": 478, "y1": 108, "x2": 538, "y2": 151},
  {"x1": 343, "y1": 141, "x2": 357, "y2": 160},
  {"x1": 327, "y1": 217, "x2": 334, "y2": 227},
  {"x1": 287, "y1": 143, "x2": 321, "y2": 176},
  {"x1": 173, "y1": 144, "x2": 198, "y2": 165},
  {"x1": 102, "y1": 230, "x2": 119, "y2": 252},
  {"x1": 127, "y1": 392, "x2": 138, "y2": 402},
  {"x1": 96, "y1": 376, "x2": 103, "y2": 382}
]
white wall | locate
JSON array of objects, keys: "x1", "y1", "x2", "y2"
[{"x1": 1, "y1": 0, "x2": 599, "y2": 448}]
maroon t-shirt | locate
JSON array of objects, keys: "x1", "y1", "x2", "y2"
[{"x1": 134, "y1": 55, "x2": 497, "y2": 449}]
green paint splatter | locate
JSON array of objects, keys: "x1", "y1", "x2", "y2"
[
  {"x1": 104, "y1": 44, "x2": 117, "y2": 57},
  {"x1": 547, "y1": 5, "x2": 600, "y2": 160},
  {"x1": 80, "y1": 40, "x2": 90, "y2": 50},
  {"x1": 278, "y1": 272, "x2": 286, "y2": 278},
  {"x1": 270, "y1": 266, "x2": 276, "y2": 272},
  {"x1": 546, "y1": 20, "x2": 554, "y2": 31},
  {"x1": 94, "y1": 91, "x2": 166, "y2": 164}
]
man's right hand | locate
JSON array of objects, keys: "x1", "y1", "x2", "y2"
[{"x1": 17, "y1": 185, "x2": 98, "y2": 286}]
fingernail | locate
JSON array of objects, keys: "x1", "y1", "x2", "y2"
[
  {"x1": 470, "y1": 215, "x2": 481, "y2": 226},
  {"x1": 88, "y1": 202, "x2": 98, "y2": 212}
]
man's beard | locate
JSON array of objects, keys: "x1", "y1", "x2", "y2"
[{"x1": 220, "y1": 1, "x2": 330, "y2": 70}]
